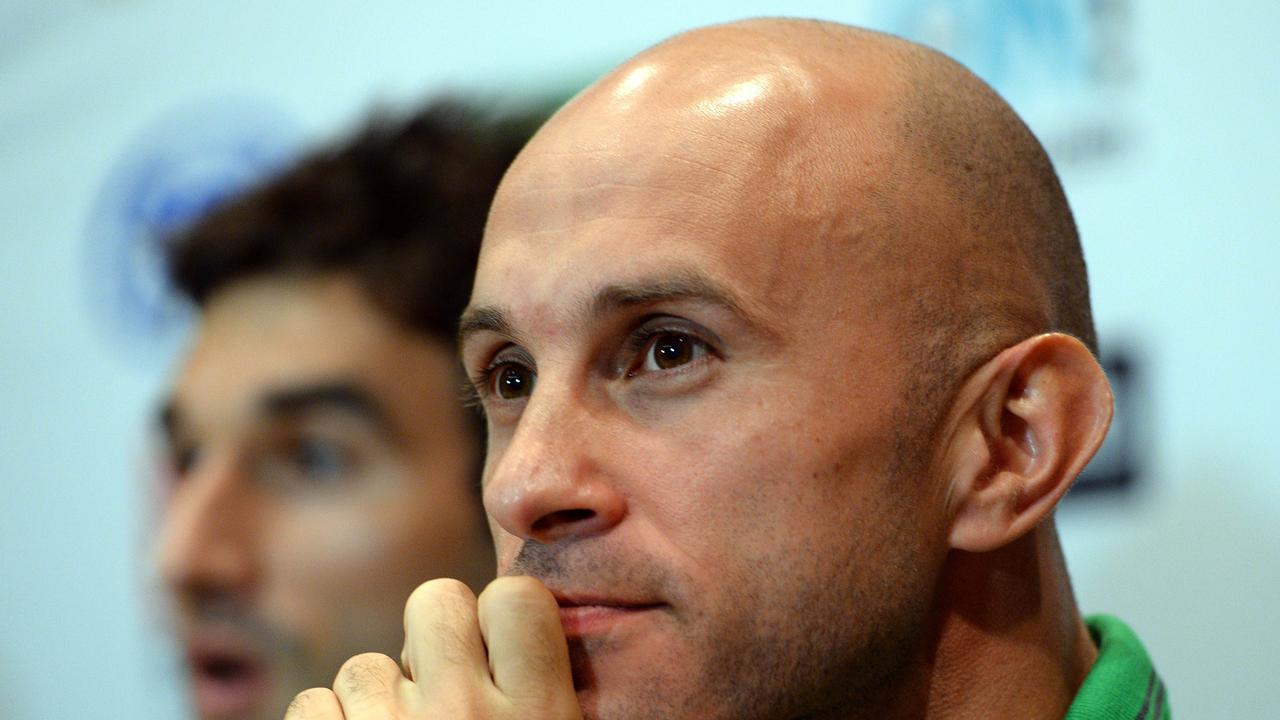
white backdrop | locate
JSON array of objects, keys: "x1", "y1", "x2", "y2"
[{"x1": 1, "y1": 1, "x2": 1277, "y2": 717}]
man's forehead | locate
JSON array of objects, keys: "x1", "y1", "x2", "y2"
[
  {"x1": 487, "y1": 45, "x2": 903, "y2": 250},
  {"x1": 492, "y1": 105, "x2": 791, "y2": 229},
  {"x1": 470, "y1": 245, "x2": 738, "y2": 329},
  {"x1": 500, "y1": 42, "x2": 836, "y2": 188},
  {"x1": 479, "y1": 142, "x2": 885, "y2": 327},
  {"x1": 486, "y1": 98, "x2": 825, "y2": 279},
  {"x1": 480, "y1": 123, "x2": 785, "y2": 310},
  {"x1": 474, "y1": 23, "x2": 925, "y2": 347}
]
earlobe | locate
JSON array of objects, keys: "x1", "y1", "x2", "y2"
[{"x1": 944, "y1": 334, "x2": 1113, "y2": 552}]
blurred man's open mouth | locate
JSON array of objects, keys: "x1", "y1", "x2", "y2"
[{"x1": 187, "y1": 634, "x2": 269, "y2": 718}]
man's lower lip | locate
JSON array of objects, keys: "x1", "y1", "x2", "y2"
[
  {"x1": 557, "y1": 604, "x2": 662, "y2": 636},
  {"x1": 191, "y1": 668, "x2": 268, "y2": 717}
]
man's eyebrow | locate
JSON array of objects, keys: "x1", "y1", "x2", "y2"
[
  {"x1": 458, "y1": 270, "x2": 776, "y2": 354},
  {"x1": 588, "y1": 271, "x2": 761, "y2": 324},
  {"x1": 457, "y1": 305, "x2": 519, "y2": 354},
  {"x1": 587, "y1": 271, "x2": 780, "y2": 343},
  {"x1": 259, "y1": 382, "x2": 392, "y2": 433}
]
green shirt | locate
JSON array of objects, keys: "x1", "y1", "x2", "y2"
[{"x1": 1066, "y1": 615, "x2": 1171, "y2": 719}]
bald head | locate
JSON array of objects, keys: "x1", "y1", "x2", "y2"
[{"x1": 492, "y1": 18, "x2": 1093, "y2": 420}]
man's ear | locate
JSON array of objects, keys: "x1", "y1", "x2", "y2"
[{"x1": 942, "y1": 333, "x2": 1113, "y2": 552}]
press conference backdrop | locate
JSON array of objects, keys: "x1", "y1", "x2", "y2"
[{"x1": 1, "y1": 1, "x2": 1276, "y2": 717}]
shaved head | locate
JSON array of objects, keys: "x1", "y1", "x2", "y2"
[{"x1": 473, "y1": 18, "x2": 1100, "y2": 720}]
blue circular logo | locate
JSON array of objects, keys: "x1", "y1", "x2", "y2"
[{"x1": 84, "y1": 98, "x2": 303, "y2": 365}]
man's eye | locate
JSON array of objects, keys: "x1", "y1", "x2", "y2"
[
  {"x1": 254, "y1": 438, "x2": 354, "y2": 489},
  {"x1": 292, "y1": 438, "x2": 350, "y2": 480},
  {"x1": 171, "y1": 444, "x2": 201, "y2": 478},
  {"x1": 492, "y1": 363, "x2": 535, "y2": 400},
  {"x1": 638, "y1": 332, "x2": 708, "y2": 373}
]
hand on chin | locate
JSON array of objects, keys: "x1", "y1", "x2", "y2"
[{"x1": 284, "y1": 576, "x2": 581, "y2": 719}]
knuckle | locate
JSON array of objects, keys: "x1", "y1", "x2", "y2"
[
  {"x1": 334, "y1": 652, "x2": 400, "y2": 696},
  {"x1": 337, "y1": 651, "x2": 396, "y2": 676},
  {"x1": 405, "y1": 578, "x2": 477, "y2": 630},
  {"x1": 407, "y1": 578, "x2": 476, "y2": 614},
  {"x1": 285, "y1": 687, "x2": 336, "y2": 718}
]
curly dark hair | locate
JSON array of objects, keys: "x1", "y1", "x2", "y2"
[{"x1": 166, "y1": 99, "x2": 545, "y2": 341}]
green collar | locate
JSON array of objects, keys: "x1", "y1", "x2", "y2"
[{"x1": 1066, "y1": 615, "x2": 1170, "y2": 719}]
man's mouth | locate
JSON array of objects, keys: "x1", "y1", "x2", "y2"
[
  {"x1": 552, "y1": 592, "x2": 666, "y2": 637},
  {"x1": 186, "y1": 634, "x2": 269, "y2": 718}
]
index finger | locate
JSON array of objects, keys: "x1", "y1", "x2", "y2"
[{"x1": 477, "y1": 576, "x2": 577, "y2": 710}]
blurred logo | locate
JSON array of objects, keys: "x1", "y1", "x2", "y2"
[
  {"x1": 874, "y1": 0, "x2": 1135, "y2": 166},
  {"x1": 84, "y1": 98, "x2": 302, "y2": 365}
]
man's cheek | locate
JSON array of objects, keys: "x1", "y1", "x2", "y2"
[{"x1": 273, "y1": 505, "x2": 396, "y2": 588}]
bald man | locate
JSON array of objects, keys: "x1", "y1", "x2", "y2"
[{"x1": 286, "y1": 19, "x2": 1170, "y2": 720}]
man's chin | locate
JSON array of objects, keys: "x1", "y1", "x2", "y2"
[
  {"x1": 566, "y1": 609, "x2": 670, "y2": 689},
  {"x1": 573, "y1": 678, "x2": 704, "y2": 720},
  {"x1": 568, "y1": 632, "x2": 706, "y2": 720}
]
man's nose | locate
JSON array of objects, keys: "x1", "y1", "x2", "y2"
[
  {"x1": 484, "y1": 389, "x2": 627, "y2": 545},
  {"x1": 156, "y1": 453, "x2": 259, "y2": 598}
]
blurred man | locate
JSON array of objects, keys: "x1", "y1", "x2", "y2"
[
  {"x1": 293, "y1": 19, "x2": 1169, "y2": 720},
  {"x1": 154, "y1": 101, "x2": 539, "y2": 720}
]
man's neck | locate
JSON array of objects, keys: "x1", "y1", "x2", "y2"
[{"x1": 917, "y1": 522, "x2": 1097, "y2": 720}]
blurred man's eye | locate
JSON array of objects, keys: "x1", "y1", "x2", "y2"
[
  {"x1": 255, "y1": 435, "x2": 357, "y2": 490},
  {"x1": 291, "y1": 438, "x2": 352, "y2": 481},
  {"x1": 171, "y1": 444, "x2": 201, "y2": 478}
]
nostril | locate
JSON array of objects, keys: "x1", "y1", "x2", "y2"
[{"x1": 531, "y1": 508, "x2": 596, "y2": 536}]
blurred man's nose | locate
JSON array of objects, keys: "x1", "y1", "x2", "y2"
[
  {"x1": 156, "y1": 452, "x2": 259, "y2": 598},
  {"x1": 484, "y1": 386, "x2": 627, "y2": 546}
]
